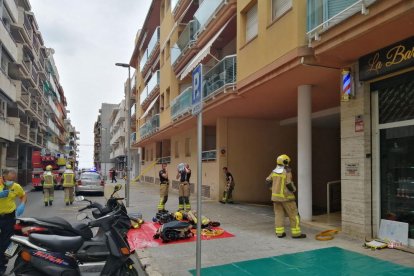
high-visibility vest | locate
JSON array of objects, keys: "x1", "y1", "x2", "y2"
[
  {"x1": 62, "y1": 173, "x2": 75, "y2": 188},
  {"x1": 43, "y1": 173, "x2": 54, "y2": 188},
  {"x1": 267, "y1": 170, "x2": 295, "y2": 202}
]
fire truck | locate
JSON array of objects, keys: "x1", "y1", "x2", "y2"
[{"x1": 31, "y1": 150, "x2": 67, "y2": 190}]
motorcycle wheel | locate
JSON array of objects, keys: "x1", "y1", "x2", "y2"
[{"x1": 14, "y1": 256, "x2": 42, "y2": 276}]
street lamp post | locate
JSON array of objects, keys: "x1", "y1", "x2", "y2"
[{"x1": 115, "y1": 62, "x2": 131, "y2": 207}]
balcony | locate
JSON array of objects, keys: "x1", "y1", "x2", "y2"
[
  {"x1": 0, "y1": 117, "x2": 16, "y2": 142},
  {"x1": 171, "y1": 20, "x2": 197, "y2": 65},
  {"x1": 307, "y1": 0, "x2": 377, "y2": 42},
  {"x1": 18, "y1": 122, "x2": 28, "y2": 139},
  {"x1": 140, "y1": 70, "x2": 160, "y2": 109},
  {"x1": 171, "y1": 87, "x2": 192, "y2": 121},
  {"x1": 110, "y1": 145, "x2": 125, "y2": 159},
  {"x1": 202, "y1": 150, "x2": 217, "y2": 161},
  {"x1": 0, "y1": 16, "x2": 18, "y2": 61},
  {"x1": 139, "y1": 114, "x2": 160, "y2": 140},
  {"x1": 110, "y1": 127, "x2": 126, "y2": 145},
  {"x1": 0, "y1": 72, "x2": 17, "y2": 102},
  {"x1": 203, "y1": 55, "x2": 237, "y2": 99},
  {"x1": 193, "y1": 0, "x2": 225, "y2": 37},
  {"x1": 139, "y1": 49, "x2": 148, "y2": 73},
  {"x1": 10, "y1": 11, "x2": 33, "y2": 44},
  {"x1": 131, "y1": 103, "x2": 136, "y2": 119}
]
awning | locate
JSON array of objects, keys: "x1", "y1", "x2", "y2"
[
  {"x1": 140, "y1": 95, "x2": 159, "y2": 120},
  {"x1": 179, "y1": 16, "x2": 234, "y2": 80}
]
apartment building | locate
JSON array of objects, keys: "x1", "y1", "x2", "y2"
[
  {"x1": 93, "y1": 103, "x2": 117, "y2": 178},
  {"x1": 0, "y1": 0, "x2": 75, "y2": 185},
  {"x1": 130, "y1": 0, "x2": 414, "y2": 243},
  {"x1": 109, "y1": 100, "x2": 127, "y2": 178}
]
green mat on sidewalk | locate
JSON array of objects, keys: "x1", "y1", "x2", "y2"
[{"x1": 189, "y1": 247, "x2": 414, "y2": 275}]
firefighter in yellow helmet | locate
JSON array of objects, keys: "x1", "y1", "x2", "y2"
[
  {"x1": 41, "y1": 165, "x2": 55, "y2": 206},
  {"x1": 266, "y1": 154, "x2": 306, "y2": 239},
  {"x1": 62, "y1": 164, "x2": 75, "y2": 206}
]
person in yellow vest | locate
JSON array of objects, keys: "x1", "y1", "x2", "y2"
[
  {"x1": 41, "y1": 165, "x2": 55, "y2": 206},
  {"x1": 266, "y1": 154, "x2": 306, "y2": 239},
  {"x1": 62, "y1": 164, "x2": 76, "y2": 206},
  {"x1": 0, "y1": 169, "x2": 27, "y2": 274}
]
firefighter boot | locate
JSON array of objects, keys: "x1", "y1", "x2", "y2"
[
  {"x1": 49, "y1": 200, "x2": 53, "y2": 206},
  {"x1": 45, "y1": 202, "x2": 48, "y2": 207},
  {"x1": 292, "y1": 234, "x2": 307, "y2": 239}
]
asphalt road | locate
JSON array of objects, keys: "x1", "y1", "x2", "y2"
[{"x1": 6, "y1": 187, "x2": 109, "y2": 275}]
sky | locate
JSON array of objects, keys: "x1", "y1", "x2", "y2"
[{"x1": 30, "y1": 0, "x2": 151, "y2": 168}]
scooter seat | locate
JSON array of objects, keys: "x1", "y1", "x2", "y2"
[
  {"x1": 72, "y1": 222, "x2": 93, "y2": 240},
  {"x1": 29, "y1": 233, "x2": 84, "y2": 252},
  {"x1": 34, "y1": 216, "x2": 72, "y2": 229}
]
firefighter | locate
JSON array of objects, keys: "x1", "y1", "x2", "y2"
[
  {"x1": 266, "y1": 154, "x2": 306, "y2": 239},
  {"x1": 177, "y1": 163, "x2": 191, "y2": 211},
  {"x1": 220, "y1": 167, "x2": 235, "y2": 204},
  {"x1": 62, "y1": 164, "x2": 76, "y2": 206},
  {"x1": 41, "y1": 165, "x2": 55, "y2": 206},
  {"x1": 158, "y1": 163, "x2": 169, "y2": 211}
]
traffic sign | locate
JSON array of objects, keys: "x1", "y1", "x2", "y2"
[{"x1": 192, "y1": 64, "x2": 203, "y2": 115}]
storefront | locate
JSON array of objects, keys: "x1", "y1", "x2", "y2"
[{"x1": 360, "y1": 36, "x2": 414, "y2": 245}]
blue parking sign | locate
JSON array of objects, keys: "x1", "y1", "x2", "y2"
[{"x1": 192, "y1": 64, "x2": 203, "y2": 115}]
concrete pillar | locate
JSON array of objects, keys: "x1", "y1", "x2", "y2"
[{"x1": 298, "y1": 85, "x2": 312, "y2": 221}]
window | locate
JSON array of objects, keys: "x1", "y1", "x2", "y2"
[
  {"x1": 271, "y1": 0, "x2": 292, "y2": 21},
  {"x1": 1, "y1": 47, "x2": 12, "y2": 73},
  {"x1": 174, "y1": 141, "x2": 179, "y2": 158},
  {"x1": 185, "y1": 138, "x2": 191, "y2": 157},
  {"x1": 245, "y1": 3, "x2": 258, "y2": 42}
]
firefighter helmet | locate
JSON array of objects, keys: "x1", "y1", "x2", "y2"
[
  {"x1": 174, "y1": 211, "x2": 183, "y2": 221},
  {"x1": 46, "y1": 165, "x2": 53, "y2": 171},
  {"x1": 276, "y1": 154, "x2": 291, "y2": 166}
]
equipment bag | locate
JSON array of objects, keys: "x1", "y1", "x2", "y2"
[{"x1": 153, "y1": 221, "x2": 193, "y2": 243}]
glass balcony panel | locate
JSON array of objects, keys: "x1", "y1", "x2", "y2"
[
  {"x1": 147, "y1": 26, "x2": 160, "y2": 58},
  {"x1": 203, "y1": 55, "x2": 237, "y2": 98},
  {"x1": 147, "y1": 70, "x2": 160, "y2": 96},
  {"x1": 193, "y1": 0, "x2": 224, "y2": 35},
  {"x1": 131, "y1": 103, "x2": 136, "y2": 117},
  {"x1": 172, "y1": 20, "x2": 197, "y2": 65},
  {"x1": 171, "y1": 0, "x2": 180, "y2": 12},
  {"x1": 140, "y1": 87, "x2": 148, "y2": 106},
  {"x1": 171, "y1": 87, "x2": 192, "y2": 120},
  {"x1": 171, "y1": 43, "x2": 181, "y2": 65},
  {"x1": 140, "y1": 114, "x2": 160, "y2": 139},
  {"x1": 140, "y1": 49, "x2": 148, "y2": 72}
]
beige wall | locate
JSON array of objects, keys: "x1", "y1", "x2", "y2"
[
  {"x1": 226, "y1": 118, "x2": 297, "y2": 203},
  {"x1": 237, "y1": 0, "x2": 307, "y2": 82}
]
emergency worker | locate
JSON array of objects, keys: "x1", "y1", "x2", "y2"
[
  {"x1": 0, "y1": 169, "x2": 27, "y2": 274},
  {"x1": 220, "y1": 167, "x2": 235, "y2": 204},
  {"x1": 177, "y1": 163, "x2": 191, "y2": 211},
  {"x1": 41, "y1": 165, "x2": 55, "y2": 206},
  {"x1": 158, "y1": 163, "x2": 169, "y2": 211},
  {"x1": 266, "y1": 154, "x2": 306, "y2": 239},
  {"x1": 62, "y1": 164, "x2": 76, "y2": 206}
]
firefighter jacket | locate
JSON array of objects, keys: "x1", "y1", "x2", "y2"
[
  {"x1": 62, "y1": 169, "x2": 75, "y2": 188},
  {"x1": 266, "y1": 167, "x2": 296, "y2": 202},
  {"x1": 43, "y1": 172, "x2": 55, "y2": 188}
]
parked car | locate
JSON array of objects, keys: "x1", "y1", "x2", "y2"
[{"x1": 75, "y1": 171, "x2": 105, "y2": 196}]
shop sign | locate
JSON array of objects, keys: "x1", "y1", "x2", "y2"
[
  {"x1": 345, "y1": 162, "x2": 360, "y2": 176},
  {"x1": 359, "y1": 36, "x2": 414, "y2": 81},
  {"x1": 355, "y1": 115, "x2": 364, "y2": 132}
]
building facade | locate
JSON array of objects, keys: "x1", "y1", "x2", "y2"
[
  {"x1": 0, "y1": 0, "x2": 76, "y2": 185},
  {"x1": 109, "y1": 100, "x2": 127, "y2": 178},
  {"x1": 129, "y1": 0, "x2": 414, "y2": 243}
]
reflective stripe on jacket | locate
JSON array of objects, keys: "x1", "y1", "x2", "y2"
[
  {"x1": 266, "y1": 169, "x2": 295, "y2": 202},
  {"x1": 43, "y1": 173, "x2": 54, "y2": 188},
  {"x1": 62, "y1": 173, "x2": 75, "y2": 187}
]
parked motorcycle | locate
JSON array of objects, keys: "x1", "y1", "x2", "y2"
[{"x1": 5, "y1": 185, "x2": 140, "y2": 275}]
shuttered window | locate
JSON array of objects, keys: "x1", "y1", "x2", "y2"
[
  {"x1": 245, "y1": 3, "x2": 258, "y2": 42},
  {"x1": 272, "y1": 0, "x2": 292, "y2": 21}
]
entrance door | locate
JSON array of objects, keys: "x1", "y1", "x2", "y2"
[{"x1": 373, "y1": 71, "x2": 414, "y2": 245}]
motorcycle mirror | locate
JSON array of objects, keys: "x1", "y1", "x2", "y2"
[
  {"x1": 75, "y1": 196, "x2": 85, "y2": 202},
  {"x1": 77, "y1": 213, "x2": 88, "y2": 221}
]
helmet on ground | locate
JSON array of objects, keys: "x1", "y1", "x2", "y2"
[
  {"x1": 175, "y1": 211, "x2": 183, "y2": 221},
  {"x1": 46, "y1": 165, "x2": 53, "y2": 171},
  {"x1": 66, "y1": 164, "x2": 72, "y2": 169},
  {"x1": 276, "y1": 154, "x2": 291, "y2": 166}
]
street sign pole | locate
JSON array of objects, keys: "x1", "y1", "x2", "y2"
[{"x1": 192, "y1": 64, "x2": 203, "y2": 276}]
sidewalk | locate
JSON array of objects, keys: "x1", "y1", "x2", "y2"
[{"x1": 123, "y1": 182, "x2": 414, "y2": 276}]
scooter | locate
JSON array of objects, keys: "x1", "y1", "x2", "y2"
[{"x1": 5, "y1": 187, "x2": 140, "y2": 275}]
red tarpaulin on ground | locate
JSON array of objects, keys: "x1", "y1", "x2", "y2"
[{"x1": 127, "y1": 222, "x2": 235, "y2": 250}]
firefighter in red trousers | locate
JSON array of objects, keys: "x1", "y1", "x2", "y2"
[{"x1": 266, "y1": 154, "x2": 306, "y2": 239}]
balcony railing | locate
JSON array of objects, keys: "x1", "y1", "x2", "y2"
[
  {"x1": 171, "y1": 87, "x2": 192, "y2": 121},
  {"x1": 193, "y1": 0, "x2": 224, "y2": 37},
  {"x1": 23, "y1": 13, "x2": 33, "y2": 42},
  {"x1": 203, "y1": 55, "x2": 236, "y2": 99},
  {"x1": 140, "y1": 70, "x2": 160, "y2": 106},
  {"x1": 139, "y1": 114, "x2": 160, "y2": 140},
  {"x1": 19, "y1": 123, "x2": 28, "y2": 138},
  {"x1": 171, "y1": 20, "x2": 197, "y2": 65},
  {"x1": 147, "y1": 26, "x2": 160, "y2": 60},
  {"x1": 307, "y1": 0, "x2": 376, "y2": 41},
  {"x1": 202, "y1": 150, "x2": 216, "y2": 161},
  {"x1": 156, "y1": 156, "x2": 171, "y2": 164},
  {"x1": 140, "y1": 49, "x2": 148, "y2": 72}
]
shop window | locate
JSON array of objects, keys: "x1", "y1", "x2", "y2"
[
  {"x1": 244, "y1": 2, "x2": 258, "y2": 42},
  {"x1": 271, "y1": 0, "x2": 292, "y2": 22},
  {"x1": 185, "y1": 138, "x2": 191, "y2": 157}
]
